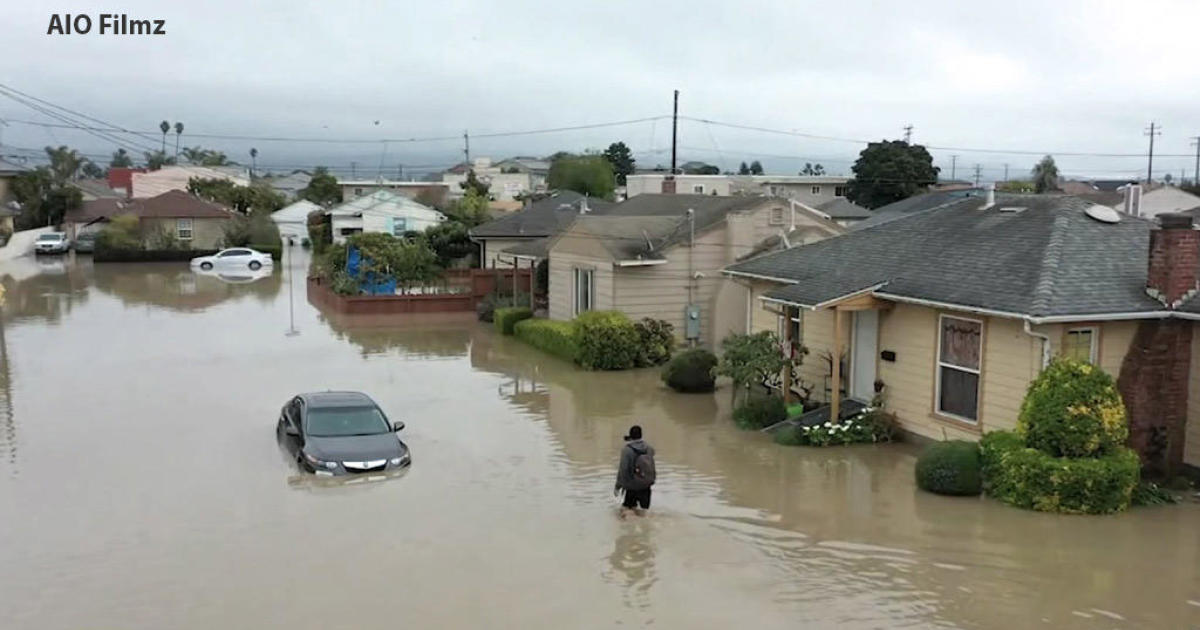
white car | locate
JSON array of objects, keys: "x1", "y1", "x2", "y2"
[
  {"x1": 190, "y1": 248, "x2": 274, "y2": 271},
  {"x1": 34, "y1": 232, "x2": 71, "y2": 254}
]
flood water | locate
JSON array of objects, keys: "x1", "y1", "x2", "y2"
[{"x1": 1, "y1": 252, "x2": 1198, "y2": 629}]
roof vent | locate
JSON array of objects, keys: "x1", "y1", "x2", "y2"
[
  {"x1": 1085, "y1": 204, "x2": 1122, "y2": 224},
  {"x1": 998, "y1": 206, "x2": 1026, "y2": 214}
]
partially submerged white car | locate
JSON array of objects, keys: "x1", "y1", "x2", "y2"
[{"x1": 190, "y1": 247, "x2": 274, "y2": 271}]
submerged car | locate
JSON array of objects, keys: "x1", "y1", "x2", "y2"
[
  {"x1": 73, "y1": 232, "x2": 97, "y2": 253},
  {"x1": 190, "y1": 247, "x2": 273, "y2": 271},
  {"x1": 34, "y1": 232, "x2": 70, "y2": 254},
  {"x1": 277, "y1": 391, "x2": 410, "y2": 476}
]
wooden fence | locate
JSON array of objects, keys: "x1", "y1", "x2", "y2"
[{"x1": 308, "y1": 268, "x2": 537, "y2": 315}]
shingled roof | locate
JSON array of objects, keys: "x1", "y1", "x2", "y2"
[
  {"x1": 469, "y1": 191, "x2": 614, "y2": 238},
  {"x1": 66, "y1": 190, "x2": 233, "y2": 223},
  {"x1": 727, "y1": 193, "x2": 1189, "y2": 320}
]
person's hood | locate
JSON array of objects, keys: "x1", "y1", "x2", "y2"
[
  {"x1": 306, "y1": 433, "x2": 405, "y2": 462},
  {"x1": 625, "y1": 439, "x2": 652, "y2": 455}
]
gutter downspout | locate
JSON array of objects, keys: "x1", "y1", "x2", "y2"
[{"x1": 1023, "y1": 319, "x2": 1051, "y2": 369}]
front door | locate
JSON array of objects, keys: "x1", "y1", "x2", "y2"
[{"x1": 850, "y1": 310, "x2": 879, "y2": 401}]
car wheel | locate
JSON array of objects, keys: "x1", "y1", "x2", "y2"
[
  {"x1": 249, "y1": 260, "x2": 262, "y2": 270},
  {"x1": 200, "y1": 262, "x2": 213, "y2": 270}
]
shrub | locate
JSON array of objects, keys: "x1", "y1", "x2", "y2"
[
  {"x1": 980, "y1": 430, "x2": 1139, "y2": 514},
  {"x1": 494, "y1": 307, "x2": 533, "y2": 335},
  {"x1": 301, "y1": 237, "x2": 312, "y2": 249},
  {"x1": 915, "y1": 441, "x2": 982, "y2": 496},
  {"x1": 733, "y1": 395, "x2": 787, "y2": 430},
  {"x1": 476, "y1": 292, "x2": 529, "y2": 322},
  {"x1": 633, "y1": 318, "x2": 675, "y2": 367},
  {"x1": 250, "y1": 243, "x2": 283, "y2": 261},
  {"x1": 574, "y1": 311, "x2": 640, "y2": 370},
  {"x1": 1016, "y1": 358, "x2": 1128, "y2": 458},
  {"x1": 661, "y1": 348, "x2": 717, "y2": 393},
  {"x1": 329, "y1": 270, "x2": 360, "y2": 295},
  {"x1": 514, "y1": 318, "x2": 578, "y2": 362},
  {"x1": 1131, "y1": 481, "x2": 1179, "y2": 506},
  {"x1": 773, "y1": 408, "x2": 897, "y2": 447}
]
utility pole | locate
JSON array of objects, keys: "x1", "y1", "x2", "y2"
[
  {"x1": 1003, "y1": 163, "x2": 1010, "y2": 181},
  {"x1": 973, "y1": 164, "x2": 982, "y2": 187},
  {"x1": 350, "y1": 161, "x2": 357, "y2": 178},
  {"x1": 670, "y1": 90, "x2": 679, "y2": 175},
  {"x1": 1191, "y1": 136, "x2": 1200, "y2": 186},
  {"x1": 902, "y1": 124, "x2": 913, "y2": 144},
  {"x1": 1145, "y1": 122, "x2": 1160, "y2": 184},
  {"x1": 397, "y1": 164, "x2": 403, "y2": 180},
  {"x1": 463, "y1": 130, "x2": 470, "y2": 165},
  {"x1": 950, "y1": 155, "x2": 958, "y2": 180}
]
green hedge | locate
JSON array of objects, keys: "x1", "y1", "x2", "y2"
[
  {"x1": 915, "y1": 440, "x2": 982, "y2": 496},
  {"x1": 980, "y1": 430, "x2": 1139, "y2": 514},
  {"x1": 733, "y1": 395, "x2": 787, "y2": 430},
  {"x1": 494, "y1": 307, "x2": 533, "y2": 335},
  {"x1": 514, "y1": 318, "x2": 577, "y2": 362},
  {"x1": 1016, "y1": 358, "x2": 1128, "y2": 458},
  {"x1": 574, "y1": 311, "x2": 640, "y2": 370},
  {"x1": 250, "y1": 243, "x2": 283, "y2": 261},
  {"x1": 661, "y1": 348, "x2": 717, "y2": 392},
  {"x1": 94, "y1": 247, "x2": 218, "y2": 262}
]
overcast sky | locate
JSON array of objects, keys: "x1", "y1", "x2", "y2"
[{"x1": 2, "y1": 0, "x2": 1200, "y2": 181}]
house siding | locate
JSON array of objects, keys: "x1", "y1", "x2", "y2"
[
  {"x1": 141, "y1": 217, "x2": 227, "y2": 249},
  {"x1": 481, "y1": 238, "x2": 529, "y2": 268},
  {"x1": 548, "y1": 251, "x2": 614, "y2": 322}
]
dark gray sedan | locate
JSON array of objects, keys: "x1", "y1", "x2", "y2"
[{"x1": 277, "y1": 391, "x2": 410, "y2": 475}]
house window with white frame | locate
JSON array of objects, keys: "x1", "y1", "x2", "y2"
[
  {"x1": 769, "y1": 207, "x2": 785, "y2": 225},
  {"x1": 1063, "y1": 327, "x2": 1098, "y2": 363},
  {"x1": 693, "y1": 184, "x2": 705, "y2": 194},
  {"x1": 811, "y1": 185, "x2": 821, "y2": 195},
  {"x1": 835, "y1": 185, "x2": 848, "y2": 197},
  {"x1": 176, "y1": 218, "x2": 193, "y2": 241},
  {"x1": 936, "y1": 315, "x2": 982, "y2": 422},
  {"x1": 354, "y1": 187, "x2": 364, "y2": 197},
  {"x1": 573, "y1": 267, "x2": 594, "y2": 315}
]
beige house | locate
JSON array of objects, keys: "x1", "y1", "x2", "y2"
[
  {"x1": 725, "y1": 191, "x2": 1200, "y2": 475},
  {"x1": 544, "y1": 194, "x2": 844, "y2": 347},
  {"x1": 339, "y1": 179, "x2": 451, "y2": 207},
  {"x1": 0, "y1": 158, "x2": 28, "y2": 209},
  {"x1": 65, "y1": 190, "x2": 233, "y2": 249}
]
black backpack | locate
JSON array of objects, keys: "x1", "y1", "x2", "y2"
[{"x1": 627, "y1": 446, "x2": 656, "y2": 490}]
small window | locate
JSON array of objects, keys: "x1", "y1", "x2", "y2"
[
  {"x1": 219, "y1": 249, "x2": 249, "y2": 258},
  {"x1": 936, "y1": 315, "x2": 982, "y2": 422},
  {"x1": 354, "y1": 187, "x2": 364, "y2": 197},
  {"x1": 693, "y1": 185, "x2": 705, "y2": 194},
  {"x1": 176, "y1": 218, "x2": 193, "y2": 241},
  {"x1": 835, "y1": 185, "x2": 847, "y2": 197},
  {"x1": 573, "y1": 267, "x2": 594, "y2": 315},
  {"x1": 1063, "y1": 327, "x2": 1097, "y2": 363},
  {"x1": 769, "y1": 207, "x2": 785, "y2": 225},
  {"x1": 811, "y1": 185, "x2": 822, "y2": 195},
  {"x1": 777, "y1": 310, "x2": 801, "y2": 343}
]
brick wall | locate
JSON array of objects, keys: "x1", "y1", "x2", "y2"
[
  {"x1": 1118, "y1": 319, "x2": 1194, "y2": 476},
  {"x1": 1146, "y1": 214, "x2": 1200, "y2": 308}
]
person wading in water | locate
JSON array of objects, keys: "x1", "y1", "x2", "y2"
[{"x1": 614, "y1": 425, "x2": 656, "y2": 518}]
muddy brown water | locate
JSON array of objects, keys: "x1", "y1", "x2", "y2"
[{"x1": 0, "y1": 253, "x2": 1198, "y2": 629}]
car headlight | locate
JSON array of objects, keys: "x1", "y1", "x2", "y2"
[
  {"x1": 303, "y1": 452, "x2": 338, "y2": 470},
  {"x1": 390, "y1": 452, "x2": 410, "y2": 466}
]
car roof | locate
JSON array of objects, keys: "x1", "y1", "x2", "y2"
[{"x1": 300, "y1": 391, "x2": 377, "y2": 408}]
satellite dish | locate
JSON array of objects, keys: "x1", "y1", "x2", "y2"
[{"x1": 1085, "y1": 204, "x2": 1121, "y2": 224}]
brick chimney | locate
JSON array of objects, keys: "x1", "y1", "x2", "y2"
[
  {"x1": 661, "y1": 176, "x2": 676, "y2": 194},
  {"x1": 1146, "y1": 213, "x2": 1200, "y2": 309}
]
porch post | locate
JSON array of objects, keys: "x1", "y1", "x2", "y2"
[
  {"x1": 512, "y1": 258, "x2": 518, "y2": 300},
  {"x1": 831, "y1": 307, "x2": 842, "y2": 423},
  {"x1": 782, "y1": 305, "x2": 793, "y2": 405},
  {"x1": 529, "y1": 258, "x2": 535, "y2": 309}
]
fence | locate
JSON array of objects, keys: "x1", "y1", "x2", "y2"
[{"x1": 308, "y1": 268, "x2": 537, "y2": 315}]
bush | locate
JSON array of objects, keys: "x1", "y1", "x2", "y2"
[
  {"x1": 514, "y1": 318, "x2": 578, "y2": 362},
  {"x1": 250, "y1": 243, "x2": 282, "y2": 261},
  {"x1": 301, "y1": 237, "x2": 312, "y2": 249},
  {"x1": 574, "y1": 311, "x2": 640, "y2": 370},
  {"x1": 915, "y1": 441, "x2": 982, "y2": 496},
  {"x1": 661, "y1": 348, "x2": 717, "y2": 392},
  {"x1": 1131, "y1": 481, "x2": 1179, "y2": 506},
  {"x1": 476, "y1": 292, "x2": 529, "y2": 322},
  {"x1": 494, "y1": 307, "x2": 533, "y2": 335},
  {"x1": 773, "y1": 408, "x2": 897, "y2": 446},
  {"x1": 733, "y1": 395, "x2": 787, "y2": 430},
  {"x1": 329, "y1": 270, "x2": 360, "y2": 295},
  {"x1": 980, "y1": 430, "x2": 1139, "y2": 514},
  {"x1": 633, "y1": 318, "x2": 675, "y2": 367},
  {"x1": 94, "y1": 247, "x2": 219, "y2": 263},
  {"x1": 1016, "y1": 358, "x2": 1128, "y2": 458}
]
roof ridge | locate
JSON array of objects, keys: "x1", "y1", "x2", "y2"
[{"x1": 1030, "y1": 214, "x2": 1071, "y2": 315}]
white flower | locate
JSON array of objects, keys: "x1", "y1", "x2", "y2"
[{"x1": 824, "y1": 422, "x2": 833, "y2": 428}]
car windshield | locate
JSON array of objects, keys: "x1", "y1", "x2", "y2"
[
  {"x1": 37, "y1": 235, "x2": 62, "y2": 241},
  {"x1": 306, "y1": 406, "x2": 390, "y2": 437}
]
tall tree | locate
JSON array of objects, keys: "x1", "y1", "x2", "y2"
[
  {"x1": 109, "y1": 148, "x2": 133, "y2": 168},
  {"x1": 43, "y1": 146, "x2": 84, "y2": 182},
  {"x1": 845, "y1": 140, "x2": 939, "y2": 209},
  {"x1": 12, "y1": 167, "x2": 81, "y2": 227},
  {"x1": 547, "y1": 154, "x2": 616, "y2": 199},
  {"x1": 81, "y1": 160, "x2": 105, "y2": 179},
  {"x1": 800, "y1": 163, "x2": 825, "y2": 176},
  {"x1": 173, "y1": 122, "x2": 184, "y2": 159},
  {"x1": 299, "y1": 166, "x2": 343, "y2": 206},
  {"x1": 749, "y1": 160, "x2": 764, "y2": 175},
  {"x1": 159, "y1": 120, "x2": 170, "y2": 153},
  {"x1": 738, "y1": 161, "x2": 750, "y2": 175},
  {"x1": 1031, "y1": 155, "x2": 1059, "y2": 193},
  {"x1": 602, "y1": 141, "x2": 636, "y2": 185},
  {"x1": 460, "y1": 169, "x2": 490, "y2": 197}
]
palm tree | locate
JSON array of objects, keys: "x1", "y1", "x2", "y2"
[
  {"x1": 173, "y1": 122, "x2": 184, "y2": 159},
  {"x1": 159, "y1": 120, "x2": 170, "y2": 153},
  {"x1": 249, "y1": 147, "x2": 258, "y2": 177}
]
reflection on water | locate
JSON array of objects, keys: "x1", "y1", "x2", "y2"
[{"x1": 0, "y1": 254, "x2": 1198, "y2": 630}]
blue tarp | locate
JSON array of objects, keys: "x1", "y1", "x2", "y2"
[{"x1": 346, "y1": 246, "x2": 397, "y2": 296}]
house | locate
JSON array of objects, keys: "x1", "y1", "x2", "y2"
[
  {"x1": 271, "y1": 199, "x2": 322, "y2": 243},
  {"x1": 724, "y1": 189, "x2": 1200, "y2": 474},
  {"x1": 0, "y1": 157, "x2": 29, "y2": 208},
  {"x1": 327, "y1": 190, "x2": 445, "y2": 244},
  {"x1": 624, "y1": 174, "x2": 851, "y2": 206},
  {"x1": 469, "y1": 191, "x2": 613, "y2": 268},
  {"x1": 812, "y1": 198, "x2": 871, "y2": 227},
  {"x1": 70, "y1": 178, "x2": 122, "y2": 201},
  {"x1": 131, "y1": 165, "x2": 250, "y2": 198},
  {"x1": 339, "y1": 178, "x2": 450, "y2": 207},
  {"x1": 64, "y1": 190, "x2": 233, "y2": 248},
  {"x1": 442, "y1": 157, "x2": 549, "y2": 209},
  {"x1": 545, "y1": 194, "x2": 844, "y2": 346},
  {"x1": 266, "y1": 171, "x2": 312, "y2": 200},
  {"x1": 1110, "y1": 184, "x2": 1200, "y2": 219}
]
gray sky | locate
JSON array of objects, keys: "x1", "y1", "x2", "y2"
[{"x1": 2, "y1": 0, "x2": 1200, "y2": 181}]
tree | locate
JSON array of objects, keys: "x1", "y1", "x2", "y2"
[
  {"x1": 159, "y1": 120, "x2": 170, "y2": 153},
  {"x1": 249, "y1": 147, "x2": 258, "y2": 177},
  {"x1": 173, "y1": 122, "x2": 184, "y2": 159},
  {"x1": 682, "y1": 161, "x2": 720, "y2": 175},
  {"x1": 109, "y1": 148, "x2": 133, "y2": 169},
  {"x1": 345, "y1": 232, "x2": 441, "y2": 294},
  {"x1": 422, "y1": 221, "x2": 476, "y2": 267},
  {"x1": 749, "y1": 160, "x2": 764, "y2": 175},
  {"x1": 44, "y1": 145, "x2": 84, "y2": 182},
  {"x1": 716, "y1": 331, "x2": 803, "y2": 405},
  {"x1": 460, "y1": 169, "x2": 490, "y2": 197},
  {"x1": 1164, "y1": 172, "x2": 1174, "y2": 185},
  {"x1": 11, "y1": 167, "x2": 82, "y2": 228},
  {"x1": 300, "y1": 166, "x2": 343, "y2": 206},
  {"x1": 547, "y1": 154, "x2": 616, "y2": 199},
  {"x1": 1031, "y1": 155, "x2": 1059, "y2": 194},
  {"x1": 187, "y1": 177, "x2": 284, "y2": 215},
  {"x1": 81, "y1": 160, "x2": 105, "y2": 179},
  {"x1": 143, "y1": 151, "x2": 175, "y2": 170},
  {"x1": 95, "y1": 214, "x2": 143, "y2": 251},
  {"x1": 445, "y1": 188, "x2": 490, "y2": 227},
  {"x1": 181, "y1": 146, "x2": 231, "y2": 166},
  {"x1": 738, "y1": 162, "x2": 750, "y2": 175},
  {"x1": 800, "y1": 163, "x2": 825, "y2": 176},
  {"x1": 602, "y1": 141, "x2": 636, "y2": 185},
  {"x1": 846, "y1": 140, "x2": 939, "y2": 209}
]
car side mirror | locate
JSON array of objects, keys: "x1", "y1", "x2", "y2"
[
  {"x1": 285, "y1": 423, "x2": 299, "y2": 437},
  {"x1": 392, "y1": 421, "x2": 405, "y2": 432}
]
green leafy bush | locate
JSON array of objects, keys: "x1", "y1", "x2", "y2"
[
  {"x1": 915, "y1": 441, "x2": 982, "y2": 496},
  {"x1": 494, "y1": 307, "x2": 533, "y2": 335},
  {"x1": 733, "y1": 395, "x2": 787, "y2": 430},
  {"x1": 661, "y1": 348, "x2": 717, "y2": 392},
  {"x1": 1131, "y1": 481, "x2": 1179, "y2": 506},
  {"x1": 633, "y1": 318, "x2": 675, "y2": 367},
  {"x1": 980, "y1": 430, "x2": 1139, "y2": 514},
  {"x1": 574, "y1": 311, "x2": 640, "y2": 370},
  {"x1": 773, "y1": 408, "x2": 897, "y2": 446},
  {"x1": 476, "y1": 292, "x2": 529, "y2": 322},
  {"x1": 514, "y1": 319, "x2": 578, "y2": 362},
  {"x1": 329, "y1": 270, "x2": 360, "y2": 295},
  {"x1": 1016, "y1": 358, "x2": 1128, "y2": 458}
]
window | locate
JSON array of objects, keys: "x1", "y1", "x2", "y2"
[
  {"x1": 777, "y1": 309, "x2": 801, "y2": 344},
  {"x1": 219, "y1": 249, "x2": 250, "y2": 257},
  {"x1": 1063, "y1": 327, "x2": 1097, "y2": 363},
  {"x1": 573, "y1": 267, "x2": 594, "y2": 315},
  {"x1": 811, "y1": 185, "x2": 822, "y2": 195},
  {"x1": 835, "y1": 185, "x2": 847, "y2": 197},
  {"x1": 176, "y1": 218, "x2": 193, "y2": 241},
  {"x1": 936, "y1": 315, "x2": 982, "y2": 422},
  {"x1": 769, "y1": 207, "x2": 785, "y2": 225},
  {"x1": 353, "y1": 187, "x2": 364, "y2": 197},
  {"x1": 693, "y1": 185, "x2": 705, "y2": 194},
  {"x1": 387, "y1": 217, "x2": 407, "y2": 236}
]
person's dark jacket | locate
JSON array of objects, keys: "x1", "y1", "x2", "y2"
[{"x1": 615, "y1": 439, "x2": 654, "y2": 491}]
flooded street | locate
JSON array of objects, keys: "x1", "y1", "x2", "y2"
[{"x1": 0, "y1": 252, "x2": 1198, "y2": 630}]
